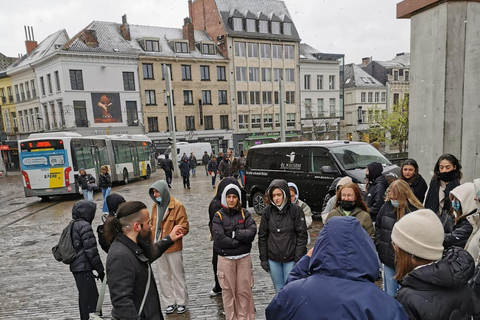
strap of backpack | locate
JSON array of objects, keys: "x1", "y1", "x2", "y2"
[
  {"x1": 216, "y1": 211, "x2": 223, "y2": 221},
  {"x1": 139, "y1": 263, "x2": 151, "y2": 316},
  {"x1": 94, "y1": 274, "x2": 108, "y2": 315}
]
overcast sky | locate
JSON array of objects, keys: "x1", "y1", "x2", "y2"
[{"x1": 0, "y1": 0, "x2": 410, "y2": 65}]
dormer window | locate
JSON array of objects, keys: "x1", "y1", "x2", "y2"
[
  {"x1": 232, "y1": 18, "x2": 243, "y2": 31},
  {"x1": 246, "y1": 19, "x2": 256, "y2": 32},
  {"x1": 259, "y1": 20, "x2": 268, "y2": 33},
  {"x1": 283, "y1": 22, "x2": 292, "y2": 35},
  {"x1": 202, "y1": 43, "x2": 215, "y2": 55},
  {"x1": 145, "y1": 40, "x2": 160, "y2": 52},
  {"x1": 175, "y1": 41, "x2": 189, "y2": 53},
  {"x1": 271, "y1": 21, "x2": 280, "y2": 34}
]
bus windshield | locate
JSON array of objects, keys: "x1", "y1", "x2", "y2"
[
  {"x1": 331, "y1": 144, "x2": 391, "y2": 170},
  {"x1": 20, "y1": 139, "x2": 67, "y2": 169}
]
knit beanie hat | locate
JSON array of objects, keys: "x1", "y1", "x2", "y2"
[
  {"x1": 337, "y1": 176, "x2": 353, "y2": 190},
  {"x1": 391, "y1": 209, "x2": 444, "y2": 261}
]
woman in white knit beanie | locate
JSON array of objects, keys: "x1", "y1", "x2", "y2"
[{"x1": 392, "y1": 209, "x2": 475, "y2": 320}]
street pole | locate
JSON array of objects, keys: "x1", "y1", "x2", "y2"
[
  {"x1": 165, "y1": 65, "x2": 179, "y2": 178},
  {"x1": 279, "y1": 78, "x2": 286, "y2": 142}
]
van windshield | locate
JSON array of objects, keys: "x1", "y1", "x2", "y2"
[{"x1": 331, "y1": 144, "x2": 391, "y2": 170}]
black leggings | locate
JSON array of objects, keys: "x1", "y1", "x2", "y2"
[
  {"x1": 182, "y1": 175, "x2": 190, "y2": 187},
  {"x1": 73, "y1": 271, "x2": 99, "y2": 320}
]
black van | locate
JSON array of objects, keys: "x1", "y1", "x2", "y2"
[{"x1": 245, "y1": 141, "x2": 400, "y2": 215}]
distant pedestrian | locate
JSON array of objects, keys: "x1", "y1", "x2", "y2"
[
  {"x1": 218, "y1": 149, "x2": 238, "y2": 180},
  {"x1": 179, "y1": 157, "x2": 191, "y2": 189},
  {"x1": 399, "y1": 159, "x2": 428, "y2": 203},
  {"x1": 99, "y1": 165, "x2": 112, "y2": 214},
  {"x1": 208, "y1": 155, "x2": 218, "y2": 188},
  {"x1": 237, "y1": 151, "x2": 246, "y2": 186},
  {"x1": 189, "y1": 152, "x2": 197, "y2": 176},
  {"x1": 104, "y1": 201, "x2": 185, "y2": 319},
  {"x1": 78, "y1": 168, "x2": 95, "y2": 202},
  {"x1": 217, "y1": 151, "x2": 224, "y2": 166},
  {"x1": 364, "y1": 162, "x2": 388, "y2": 222},
  {"x1": 161, "y1": 154, "x2": 174, "y2": 188},
  {"x1": 70, "y1": 200, "x2": 104, "y2": 320},
  {"x1": 149, "y1": 180, "x2": 190, "y2": 314},
  {"x1": 202, "y1": 151, "x2": 210, "y2": 176}
]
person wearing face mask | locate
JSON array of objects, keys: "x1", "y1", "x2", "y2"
[
  {"x1": 399, "y1": 159, "x2": 428, "y2": 203},
  {"x1": 327, "y1": 183, "x2": 374, "y2": 239},
  {"x1": 258, "y1": 179, "x2": 308, "y2": 293},
  {"x1": 424, "y1": 154, "x2": 462, "y2": 215},
  {"x1": 375, "y1": 180, "x2": 424, "y2": 297},
  {"x1": 442, "y1": 182, "x2": 476, "y2": 250},
  {"x1": 364, "y1": 162, "x2": 389, "y2": 222}
]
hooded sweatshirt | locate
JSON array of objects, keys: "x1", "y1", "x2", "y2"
[
  {"x1": 106, "y1": 193, "x2": 126, "y2": 216},
  {"x1": 266, "y1": 216, "x2": 406, "y2": 320},
  {"x1": 288, "y1": 182, "x2": 312, "y2": 228},
  {"x1": 465, "y1": 179, "x2": 480, "y2": 265},
  {"x1": 208, "y1": 177, "x2": 242, "y2": 232}
]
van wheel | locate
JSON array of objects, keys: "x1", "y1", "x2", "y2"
[
  {"x1": 145, "y1": 166, "x2": 151, "y2": 179},
  {"x1": 253, "y1": 191, "x2": 266, "y2": 215},
  {"x1": 123, "y1": 170, "x2": 129, "y2": 185}
]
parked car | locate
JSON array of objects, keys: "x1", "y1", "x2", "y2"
[{"x1": 245, "y1": 141, "x2": 400, "y2": 215}]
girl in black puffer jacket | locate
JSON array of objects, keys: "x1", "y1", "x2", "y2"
[{"x1": 70, "y1": 200, "x2": 104, "y2": 320}]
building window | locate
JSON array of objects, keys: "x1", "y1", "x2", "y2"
[
  {"x1": 361, "y1": 92, "x2": 366, "y2": 103},
  {"x1": 263, "y1": 114, "x2": 273, "y2": 128},
  {"x1": 317, "y1": 75, "x2": 323, "y2": 90},
  {"x1": 287, "y1": 113, "x2": 295, "y2": 127},
  {"x1": 304, "y1": 75, "x2": 311, "y2": 89},
  {"x1": 393, "y1": 93, "x2": 400, "y2": 104},
  {"x1": 260, "y1": 44, "x2": 271, "y2": 58},
  {"x1": 237, "y1": 91, "x2": 248, "y2": 105},
  {"x1": 246, "y1": 19, "x2": 256, "y2": 32},
  {"x1": 202, "y1": 43, "x2": 215, "y2": 55},
  {"x1": 284, "y1": 45, "x2": 294, "y2": 59},
  {"x1": 20, "y1": 84, "x2": 25, "y2": 101},
  {"x1": 247, "y1": 43, "x2": 258, "y2": 58},
  {"x1": 286, "y1": 91, "x2": 295, "y2": 104},
  {"x1": 251, "y1": 114, "x2": 261, "y2": 129},
  {"x1": 304, "y1": 99, "x2": 312, "y2": 116},
  {"x1": 166, "y1": 116, "x2": 177, "y2": 132},
  {"x1": 236, "y1": 67, "x2": 246, "y2": 81},
  {"x1": 14, "y1": 85, "x2": 19, "y2": 102},
  {"x1": 249, "y1": 67, "x2": 259, "y2": 81},
  {"x1": 317, "y1": 98, "x2": 324, "y2": 116},
  {"x1": 217, "y1": 66, "x2": 226, "y2": 81},
  {"x1": 405, "y1": 70, "x2": 410, "y2": 81},
  {"x1": 161, "y1": 64, "x2": 172, "y2": 80},
  {"x1": 47, "y1": 74, "x2": 53, "y2": 94},
  {"x1": 204, "y1": 116, "x2": 213, "y2": 130},
  {"x1": 250, "y1": 91, "x2": 260, "y2": 105},
  {"x1": 200, "y1": 65, "x2": 210, "y2": 80},
  {"x1": 69, "y1": 70, "x2": 84, "y2": 90},
  {"x1": 375, "y1": 92, "x2": 379, "y2": 103},
  {"x1": 238, "y1": 114, "x2": 249, "y2": 129},
  {"x1": 145, "y1": 40, "x2": 160, "y2": 52},
  {"x1": 261, "y1": 68, "x2": 271, "y2": 82},
  {"x1": 202, "y1": 90, "x2": 212, "y2": 105},
  {"x1": 368, "y1": 92, "x2": 373, "y2": 103},
  {"x1": 234, "y1": 42, "x2": 246, "y2": 57},
  {"x1": 271, "y1": 21, "x2": 280, "y2": 34},
  {"x1": 73, "y1": 100, "x2": 88, "y2": 127},
  {"x1": 220, "y1": 115, "x2": 229, "y2": 129},
  {"x1": 283, "y1": 23, "x2": 292, "y2": 35},
  {"x1": 181, "y1": 65, "x2": 192, "y2": 80},
  {"x1": 148, "y1": 117, "x2": 159, "y2": 132},
  {"x1": 218, "y1": 90, "x2": 227, "y2": 104},
  {"x1": 285, "y1": 69, "x2": 294, "y2": 82},
  {"x1": 126, "y1": 101, "x2": 138, "y2": 126},
  {"x1": 394, "y1": 70, "x2": 399, "y2": 81},
  {"x1": 259, "y1": 20, "x2": 268, "y2": 33},
  {"x1": 232, "y1": 17, "x2": 243, "y2": 31},
  {"x1": 25, "y1": 82, "x2": 31, "y2": 99},
  {"x1": 329, "y1": 75, "x2": 335, "y2": 89},
  {"x1": 272, "y1": 45, "x2": 282, "y2": 59},
  {"x1": 183, "y1": 90, "x2": 193, "y2": 105},
  {"x1": 123, "y1": 72, "x2": 135, "y2": 91},
  {"x1": 142, "y1": 64, "x2": 154, "y2": 79},
  {"x1": 145, "y1": 90, "x2": 156, "y2": 105},
  {"x1": 273, "y1": 68, "x2": 283, "y2": 82},
  {"x1": 262, "y1": 91, "x2": 272, "y2": 105},
  {"x1": 186, "y1": 116, "x2": 195, "y2": 130},
  {"x1": 273, "y1": 91, "x2": 279, "y2": 105},
  {"x1": 381, "y1": 92, "x2": 386, "y2": 102},
  {"x1": 329, "y1": 98, "x2": 336, "y2": 116},
  {"x1": 31, "y1": 80, "x2": 36, "y2": 98},
  {"x1": 175, "y1": 41, "x2": 189, "y2": 53},
  {"x1": 53, "y1": 71, "x2": 60, "y2": 92}
]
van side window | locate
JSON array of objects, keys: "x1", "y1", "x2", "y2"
[
  {"x1": 310, "y1": 148, "x2": 336, "y2": 173},
  {"x1": 249, "y1": 147, "x2": 308, "y2": 171}
]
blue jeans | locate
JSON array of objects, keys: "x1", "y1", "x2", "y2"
[
  {"x1": 268, "y1": 260, "x2": 295, "y2": 293},
  {"x1": 383, "y1": 264, "x2": 399, "y2": 297},
  {"x1": 83, "y1": 189, "x2": 93, "y2": 202},
  {"x1": 191, "y1": 167, "x2": 196, "y2": 176},
  {"x1": 211, "y1": 174, "x2": 217, "y2": 186},
  {"x1": 238, "y1": 170, "x2": 245, "y2": 186},
  {"x1": 101, "y1": 187, "x2": 111, "y2": 213}
]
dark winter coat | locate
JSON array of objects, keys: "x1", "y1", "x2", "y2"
[
  {"x1": 443, "y1": 212, "x2": 475, "y2": 249},
  {"x1": 161, "y1": 158, "x2": 174, "y2": 172},
  {"x1": 78, "y1": 173, "x2": 95, "y2": 189},
  {"x1": 402, "y1": 174, "x2": 428, "y2": 203},
  {"x1": 212, "y1": 207, "x2": 256, "y2": 257},
  {"x1": 70, "y1": 200, "x2": 104, "y2": 274},
  {"x1": 364, "y1": 174, "x2": 388, "y2": 221},
  {"x1": 189, "y1": 156, "x2": 197, "y2": 168},
  {"x1": 266, "y1": 217, "x2": 407, "y2": 320},
  {"x1": 107, "y1": 233, "x2": 174, "y2": 320},
  {"x1": 218, "y1": 157, "x2": 237, "y2": 179},
  {"x1": 375, "y1": 202, "x2": 419, "y2": 267},
  {"x1": 424, "y1": 176, "x2": 461, "y2": 215},
  {"x1": 202, "y1": 154, "x2": 210, "y2": 165},
  {"x1": 237, "y1": 157, "x2": 246, "y2": 170},
  {"x1": 395, "y1": 247, "x2": 474, "y2": 320},
  {"x1": 179, "y1": 160, "x2": 191, "y2": 177},
  {"x1": 99, "y1": 173, "x2": 112, "y2": 189},
  {"x1": 207, "y1": 159, "x2": 218, "y2": 174},
  {"x1": 258, "y1": 179, "x2": 308, "y2": 263},
  {"x1": 208, "y1": 177, "x2": 241, "y2": 233}
]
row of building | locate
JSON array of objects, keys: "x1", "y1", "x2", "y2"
[{"x1": 0, "y1": 0, "x2": 409, "y2": 164}]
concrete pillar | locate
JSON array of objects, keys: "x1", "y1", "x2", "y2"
[{"x1": 397, "y1": 0, "x2": 480, "y2": 181}]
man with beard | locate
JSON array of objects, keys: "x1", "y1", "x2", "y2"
[{"x1": 104, "y1": 201, "x2": 184, "y2": 320}]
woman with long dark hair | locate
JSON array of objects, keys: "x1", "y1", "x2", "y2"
[
  {"x1": 399, "y1": 159, "x2": 428, "y2": 203},
  {"x1": 99, "y1": 165, "x2": 112, "y2": 214}
]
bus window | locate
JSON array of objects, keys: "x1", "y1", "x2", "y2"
[
  {"x1": 74, "y1": 147, "x2": 94, "y2": 169},
  {"x1": 137, "y1": 145, "x2": 150, "y2": 161}
]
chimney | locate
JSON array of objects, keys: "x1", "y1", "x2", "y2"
[
  {"x1": 362, "y1": 57, "x2": 371, "y2": 67},
  {"x1": 188, "y1": 0, "x2": 193, "y2": 20},
  {"x1": 120, "y1": 14, "x2": 131, "y2": 41},
  {"x1": 183, "y1": 17, "x2": 195, "y2": 51},
  {"x1": 82, "y1": 29, "x2": 98, "y2": 47},
  {"x1": 24, "y1": 26, "x2": 38, "y2": 55}
]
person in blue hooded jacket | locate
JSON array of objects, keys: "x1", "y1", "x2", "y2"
[{"x1": 265, "y1": 216, "x2": 408, "y2": 320}]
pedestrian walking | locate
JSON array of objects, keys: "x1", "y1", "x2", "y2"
[
  {"x1": 375, "y1": 179, "x2": 424, "y2": 297},
  {"x1": 212, "y1": 183, "x2": 257, "y2": 320},
  {"x1": 70, "y1": 200, "x2": 105, "y2": 320},
  {"x1": 208, "y1": 155, "x2": 218, "y2": 189},
  {"x1": 202, "y1": 151, "x2": 210, "y2": 176},
  {"x1": 258, "y1": 179, "x2": 308, "y2": 293},
  {"x1": 189, "y1": 152, "x2": 197, "y2": 176},
  {"x1": 161, "y1": 154, "x2": 174, "y2": 188},
  {"x1": 217, "y1": 151, "x2": 224, "y2": 166},
  {"x1": 104, "y1": 201, "x2": 185, "y2": 320},
  {"x1": 321, "y1": 176, "x2": 352, "y2": 222},
  {"x1": 78, "y1": 168, "x2": 96, "y2": 201},
  {"x1": 266, "y1": 216, "x2": 408, "y2": 320},
  {"x1": 327, "y1": 182, "x2": 374, "y2": 239},
  {"x1": 179, "y1": 157, "x2": 191, "y2": 189},
  {"x1": 288, "y1": 182, "x2": 313, "y2": 243},
  {"x1": 99, "y1": 165, "x2": 112, "y2": 214},
  {"x1": 424, "y1": 154, "x2": 462, "y2": 215},
  {"x1": 237, "y1": 151, "x2": 246, "y2": 186},
  {"x1": 218, "y1": 149, "x2": 238, "y2": 180},
  {"x1": 149, "y1": 180, "x2": 190, "y2": 314},
  {"x1": 399, "y1": 159, "x2": 428, "y2": 203},
  {"x1": 392, "y1": 209, "x2": 475, "y2": 320},
  {"x1": 364, "y1": 162, "x2": 388, "y2": 222}
]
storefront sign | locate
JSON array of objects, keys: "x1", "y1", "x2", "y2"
[{"x1": 0, "y1": 145, "x2": 9, "y2": 151}]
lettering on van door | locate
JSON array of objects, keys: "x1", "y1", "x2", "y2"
[{"x1": 280, "y1": 151, "x2": 302, "y2": 170}]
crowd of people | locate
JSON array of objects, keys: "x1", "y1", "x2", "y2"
[{"x1": 63, "y1": 151, "x2": 480, "y2": 320}]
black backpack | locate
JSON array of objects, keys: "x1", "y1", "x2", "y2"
[{"x1": 52, "y1": 220, "x2": 77, "y2": 264}]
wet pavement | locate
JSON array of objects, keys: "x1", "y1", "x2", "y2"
[{"x1": 0, "y1": 170, "x2": 324, "y2": 320}]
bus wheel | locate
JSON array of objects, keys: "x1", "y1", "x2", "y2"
[
  {"x1": 253, "y1": 191, "x2": 266, "y2": 215},
  {"x1": 145, "y1": 166, "x2": 151, "y2": 179},
  {"x1": 123, "y1": 170, "x2": 129, "y2": 185},
  {"x1": 40, "y1": 196, "x2": 49, "y2": 202}
]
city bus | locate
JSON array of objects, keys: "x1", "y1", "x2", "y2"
[{"x1": 19, "y1": 132, "x2": 156, "y2": 200}]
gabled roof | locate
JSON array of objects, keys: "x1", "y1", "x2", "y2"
[
  {"x1": 215, "y1": 0, "x2": 292, "y2": 17},
  {"x1": 344, "y1": 63, "x2": 384, "y2": 89},
  {"x1": 244, "y1": 11, "x2": 256, "y2": 19},
  {"x1": 300, "y1": 43, "x2": 343, "y2": 62}
]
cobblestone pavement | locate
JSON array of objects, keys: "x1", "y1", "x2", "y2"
[{"x1": 0, "y1": 171, "x2": 323, "y2": 320}]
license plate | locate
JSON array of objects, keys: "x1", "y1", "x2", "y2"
[{"x1": 45, "y1": 189, "x2": 53, "y2": 192}]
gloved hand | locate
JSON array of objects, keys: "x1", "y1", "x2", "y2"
[
  {"x1": 97, "y1": 271, "x2": 105, "y2": 282},
  {"x1": 261, "y1": 260, "x2": 270, "y2": 273}
]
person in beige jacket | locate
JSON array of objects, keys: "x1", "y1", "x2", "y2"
[{"x1": 149, "y1": 180, "x2": 190, "y2": 315}]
